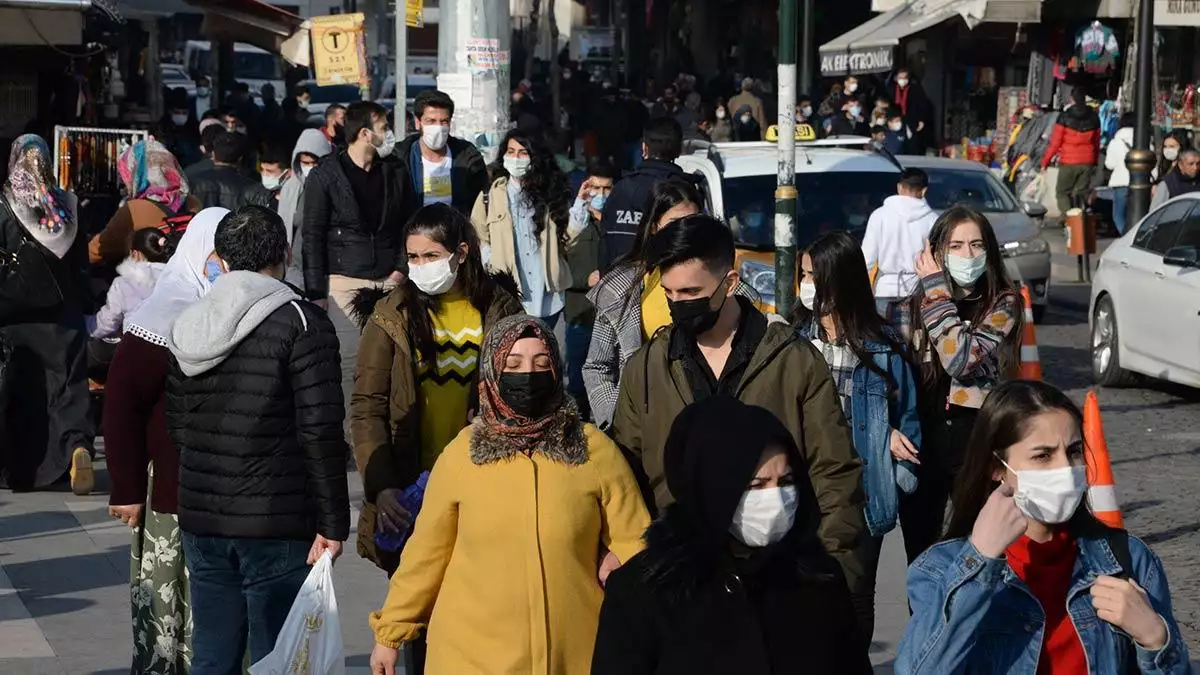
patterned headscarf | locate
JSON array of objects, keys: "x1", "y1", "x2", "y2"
[
  {"x1": 6, "y1": 134, "x2": 72, "y2": 236},
  {"x1": 470, "y1": 314, "x2": 586, "y2": 465},
  {"x1": 118, "y1": 138, "x2": 189, "y2": 213}
]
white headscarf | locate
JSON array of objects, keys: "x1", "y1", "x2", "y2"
[{"x1": 124, "y1": 207, "x2": 230, "y2": 346}]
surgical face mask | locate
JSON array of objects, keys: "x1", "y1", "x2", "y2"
[
  {"x1": 498, "y1": 371, "x2": 559, "y2": 418},
  {"x1": 421, "y1": 123, "x2": 450, "y2": 151},
  {"x1": 849, "y1": 105, "x2": 862, "y2": 118},
  {"x1": 668, "y1": 277, "x2": 730, "y2": 336},
  {"x1": 196, "y1": 86, "x2": 211, "y2": 98},
  {"x1": 300, "y1": 164, "x2": 315, "y2": 179},
  {"x1": 945, "y1": 252, "x2": 988, "y2": 286},
  {"x1": 997, "y1": 456, "x2": 1087, "y2": 524},
  {"x1": 261, "y1": 174, "x2": 282, "y2": 190},
  {"x1": 716, "y1": 107, "x2": 727, "y2": 120},
  {"x1": 801, "y1": 105, "x2": 813, "y2": 118},
  {"x1": 889, "y1": 121, "x2": 904, "y2": 132},
  {"x1": 408, "y1": 255, "x2": 458, "y2": 295},
  {"x1": 799, "y1": 281, "x2": 817, "y2": 310},
  {"x1": 1165, "y1": 147, "x2": 1180, "y2": 162},
  {"x1": 504, "y1": 156, "x2": 532, "y2": 179},
  {"x1": 171, "y1": 113, "x2": 189, "y2": 126},
  {"x1": 740, "y1": 113, "x2": 753, "y2": 125},
  {"x1": 589, "y1": 193, "x2": 608, "y2": 212},
  {"x1": 845, "y1": 83, "x2": 858, "y2": 94},
  {"x1": 204, "y1": 257, "x2": 224, "y2": 284},
  {"x1": 896, "y1": 78, "x2": 909, "y2": 88},
  {"x1": 373, "y1": 129, "x2": 396, "y2": 158},
  {"x1": 730, "y1": 485, "x2": 799, "y2": 547}
]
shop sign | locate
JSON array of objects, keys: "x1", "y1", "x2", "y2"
[
  {"x1": 311, "y1": 13, "x2": 367, "y2": 86},
  {"x1": 406, "y1": 0, "x2": 424, "y2": 28},
  {"x1": 1158, "y1": 0, "x2": 1200, "y2": 26},
  {"x1": 820, "y1": 46, "x2": 895, "y2": 76}
]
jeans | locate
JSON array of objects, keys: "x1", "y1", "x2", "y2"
[
  {"x1": 565, "y1": 321, "x2": 593, "y2": 418},
  {"x1": 1112, "y1": 186, "x2": 1129, "y2": 235},
  {"x1": 182, "y1": 533, "x2": 312, "y2": 675}
]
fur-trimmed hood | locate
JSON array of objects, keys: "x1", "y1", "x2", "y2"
[{"x1": 467, "y1": 404, "x2": 588, "y2": 466}]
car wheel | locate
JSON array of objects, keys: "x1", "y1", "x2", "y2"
[
  {"x1": 1091, "y1": 294, "x2": 1136, "y2": 387},
  {"x1": 1032, "y1": 304, "x2": 1046, "y2": 324}
]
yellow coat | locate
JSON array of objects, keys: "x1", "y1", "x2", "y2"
[{"x1": 369, "y1": 422, "x2": 651, "y2": 674}]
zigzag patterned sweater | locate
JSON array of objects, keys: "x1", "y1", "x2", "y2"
[{"x1": 417, "y1": 290, "x2": 483, "y2": 471}]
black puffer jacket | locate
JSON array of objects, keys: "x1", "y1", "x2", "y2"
[
  {"x1": 187, "y1": 165, "x2": 272, "y2": 211},
  {"x1": 301, "y1": 152, "x2": 407, "y2": 299},
  {"x1": 165, "y1": 276, "x2": 350, "y2": 542}
]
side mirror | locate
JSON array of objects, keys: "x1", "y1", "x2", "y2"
[
  {"x1": 1163, "y1": 245, "x2": 1200, "y2": 269},
  {"x1": 1023, "y1": 201, "x2": 1048, "y2": 219}
]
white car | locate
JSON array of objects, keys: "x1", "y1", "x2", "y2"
[
  {"x1": 161, "y1": 64, "x2": 196, "y2": 99},
  {"x1": 299, "y1": 80, "x2": 364, "y2": 125},
  {"x1": 1090, "y1": 194, "x2": 1200, "y2": 388}
]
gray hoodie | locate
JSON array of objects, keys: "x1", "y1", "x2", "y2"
[
  {"x1": 280, "y1": 129, "x2": 334, "y2": 287},
  {"x1": 167, "y1": 270, "x2": 300, "y2": 377}
]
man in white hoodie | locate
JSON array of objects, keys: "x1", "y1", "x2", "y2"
[
  {"x1": 861, "y1": 168, "x2": 938, "y2": 314},
  {"x1": 278, "y1": 128, "x2": 334, "y2": 288}
]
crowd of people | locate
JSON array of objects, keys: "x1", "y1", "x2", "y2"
[{"x1": 0, "y1": 73, "x2": 1192, "y2": 675}]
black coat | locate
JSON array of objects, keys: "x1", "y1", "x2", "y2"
[
  {"x1": 393, "y1": 134, "x2": 489, "y2": 223},
  {"x1": 829, "y1": 114, "x2": 871, "y2": 138},
  {"x1": 301, "y1": 151, "x2": 407, "y2": 299},
  {"x1": 187, "y1": 164, "x2": 272, "y2": 212},
  {"x1": 0, "y1": 197, "x2": 90, "y2": 321},
  {"x1": 166, "y1": 299, "x2": 351, "y2": 542},
  {"x1": 598, "y1": 159, "x2": 693, "y2": 270}
]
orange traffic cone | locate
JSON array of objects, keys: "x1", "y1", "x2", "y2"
[
  {"x1": 1084, "y1": 390, "x2": 1124, "y2": 529},
  {"x1": 1018, "y1": 286, "x2": 1043, "y2": 380}
]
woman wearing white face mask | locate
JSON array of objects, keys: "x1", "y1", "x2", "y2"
[
  {"x1": 350, "y1": 203, "x2": 521, "y2": 579},
  {"x1": 593, "y1": 396, "x2": 872, "y2": 675},
  {"x1": 470, "y1": 130, "x2": 577, "y2": 322},
  {"x1": 898, "y1": 381, "x2": 1191, "y2": 674},
  {"x1": 887, "y1": 205, "x2": 1023, "y2": 564}
]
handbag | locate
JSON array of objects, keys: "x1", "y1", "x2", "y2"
[{"x1": 0, "y1": 197, "x2": 64, "y2": 317}]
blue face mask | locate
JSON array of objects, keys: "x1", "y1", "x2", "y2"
[
  {"x1": 590, "y1": 193, "x2": 608, "y2": 211},
  {"x1": 205, "y1": 258, "x2": 224, "y2": 283}
]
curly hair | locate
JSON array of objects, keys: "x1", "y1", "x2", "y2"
[{"x1": 492, "y1": 130, "x2": 571, "y2": 249}]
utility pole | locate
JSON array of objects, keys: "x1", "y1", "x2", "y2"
[
  {"x1": 799, "y1": 0, "x2": 814, "y2": 97},
  {"x1": 1125, "y1": 0, "x2": 1155, "y2": 227},
  {"x1": 395, "y1": 0, "x2": 407, "y2": 120},
  {"x1": 775, "y1": 0, "x2": 798, "y2": 315}
]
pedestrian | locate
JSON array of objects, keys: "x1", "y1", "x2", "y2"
[
  {"x1": 187, "y1": 131, "x2": 272, "y2": 210},
  {"x1": 883, "y1": 107, "x2": 914, "y2": 155},
  {"x1": 103, "y1": 206, "x2": 230, "y2": 674},
  {"x1": 160, "y1": 90, "x2": 203, "y2": 168},
  {"x1": 194, "y1": 76, "x2": 213, "y2": 120},
  {"x1": 609, "y1": 214, "x2": 867, "y2": 590},
  {"x1": 711, "y1": 98, "x2": 733, "y2": 142},
  {"x1": 583, "y1": 180, "x2": 703, "y2": 427},
  {"x1": 394, "y1": 90, "x2": 490, "y2": 220},
  {"x1": 90, "y1": 138, "x2": 196, "y2": 266},
  {"x1": 470, "y1": 130, "x2": 576, "y2": 323},
  {"x1": 88, "y1": 228, "x2": 172, "y2": 381},
  {"x1": 367, "y1": 315, "x2": 650, "y2": 675},
  {"x1": 896, "y1": 380, "x2": 1192, "y2": 674},
  {"x1": 564, "y1": 159, "x2": 616, "y2": 418},
  {"x1": 1040, "y1": 91, "x2": 1101, "y2": 217},
  {"x1": 1104, "y1": 112, "x2": 1138, "y2": 235},
  {"x1": 1154, "y1": 131, "x2": 1184, "y2": 185},
  {"x1": 277, "y1": 128, "x2": 334, "y2": 288},
  {"x1": 184, "y1": 122, "x2": 225, "y2": 184},
  {"x1": 599, "y1": 117, "x2": 689, "y2": 270},
  {"x1": 258, "y1": 144, "x2": 290, "y2": 204},
  {"x1": 829, "y1": 96, "x2": 871, "y2": 137},
  {"x1": 350, "y1": 203, "x2": 521, "y2": 575},
  {"x1": 891, "y1": 68, "x2": 934, "y2": 153},
  {"x1": 792, "y1": 231, "x2": 921, "y2": 652},
  {"x1": 303, "y1": 101, "x2": 408, "y2": 428},
  {"x1": 861, "y1": 168, "x2": 938, "y2": 313},
  {"x1": 166, "y1": 205, "x2": 350, "y2": 673},
  {"x1": 1149, "y1": 148, "x2": 1200, "y2": 210},
  {"x1": 590, "y1": 81, "x2": 632, "y2": 169},
  {"x1": 870, "y1": 95, "x2": 892, "y2": 129},
  {"x1": 728, "y1": 78, "x2": 766, "y2": 139},
  {"x1": 888, "y1": 205, "x2": 1022, "y2": 564},
  {"x1": 322, "y1": 103, "x2": 347, "y2": 151},
  {"x1": 731, "y1": 103, "x2": 763, "y2": 142},
  {"x1": 593, "y1": 396, "x2": 872, "y2": 675}
]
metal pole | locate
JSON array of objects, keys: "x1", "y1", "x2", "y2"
[
  {"x1": 395, "y1": 0, "x2": 407, "y2": 123},
  {"x1": 798, "y1": 0, "x2": 813, "y2": 97},
  {"x1": 775, "y1": 0, "x2": 797, "y2": 315},
  {"x1": 1126, "y1": 0, "x2": 1156, "y2": 227}
]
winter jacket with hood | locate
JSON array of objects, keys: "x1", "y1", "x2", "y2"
[
  {"x1": 92, "y1": 259, "x2": 165, "y2": 339},
  {"x1": 165, "y1": 270, "x2": 350, "y2": 542},
  {"x1": 598, "y1": 159, "x2": 693, "y2": 270},
  {"x1": 1041, "y1": 104, "x2": 1101, "y2": 169},
  {"x1": 594, "y1": 397, "x2": 871, "y2": 675},
  {"x1": 610, "y1": 298, "x2": 867, "y2": 589},
  {"x1": 861, "y1": 195, "x2": 938, "y2": 298},
  {"x1": 394, "y1": 134, "x2": 490, "y2": 221},
  {"x1": 188, "y1": 164, "x2": 273, "y2": 212},
  {"x1": 279, "y1": 129, "x2": 334, "y2": 288}
]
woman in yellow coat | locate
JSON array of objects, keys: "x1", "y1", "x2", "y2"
[{"x1": 369, "y1": 314, "x2": 651, "y2": 675}]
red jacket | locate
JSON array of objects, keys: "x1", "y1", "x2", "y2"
[{"x1": 1042, "y1": 105, "x2": 1101, "y2": 168}]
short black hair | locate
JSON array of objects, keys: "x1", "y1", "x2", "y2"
[
  {"x1": 587, "y1": 158, "x2": 619, "y2": 181},
  {"x1": 898, "y1": 168, "x2": 929, "y2": 191},
  {"x1": 325, "y1": 103, "x2": 346, "y2": 121},
  {"x1": 200, "y1": 124, "x2": 225, "y2": 154},
  {"x1": 887, "y1": 106, "x2": 905, "y2": 121},
  {"x1": 260, "y1": 144, "x2": 290, "y2": 167},
  {"x1": 645, "y1": 214, "x2": 735, "y2": 275},
  {"x1": 414, "y1": 90, "x2": 455, "y2": 119},
  {"x1": 343, "y1": 101, "x2": 387, "y2": 145},
  {"x1": 235, "y1": 82, "x2": 250, "y2": 93},
  {"x1": 296, "y1": 85, "x2": 311, "y2": 98},
  {"x1": 214, "y1": 205, "x2": 289, "y2": 272},
  {"x1": 870, "y1": 125, "x2": 887, "y2": 136},
  {"x1": 212, "y1": 131, "x2": 246, "y2": 164},
  {"x1": 798, "y1": 94, "x2": 813, "y2": 105},
  {"x1": 643, "y1": 116, "x2": 683, "y2": 161}
]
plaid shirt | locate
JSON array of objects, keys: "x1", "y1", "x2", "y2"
[{"x1": 806, "y1": 323, "x2": 859, "y2": 421}]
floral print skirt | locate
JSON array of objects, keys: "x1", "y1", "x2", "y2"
[{"x1": 129, "y1": 473, "x2": 192, "y2": 673}]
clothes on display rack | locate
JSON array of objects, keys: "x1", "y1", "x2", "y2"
[{"x1": 1076, "y1": 21, "x2": 1120, "y2": 75}]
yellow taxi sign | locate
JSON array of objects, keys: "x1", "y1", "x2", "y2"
[{"x1": 766, "y1": 123, "x2": 817, "y2": 143}]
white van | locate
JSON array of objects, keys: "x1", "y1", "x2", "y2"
[{"x1": 184, "y1": 40, "x2": 285, "y2": 103}]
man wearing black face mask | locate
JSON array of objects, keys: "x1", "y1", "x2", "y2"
[{"x1": 610, "y1": 214, "x2": 866, "y2": 592}]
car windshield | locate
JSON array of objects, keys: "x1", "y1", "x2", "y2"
[
  {"x1": 233, "y1": 51, "x2": 280, "y2": 80},
  {"x1": 722, "y1": 172, "x2": 900, "y2": 250},
  {"x1": 309, "y1": 84, "x2": 363, "y2": 105},
  {"x1": 163, "y1": 68, "x2": 190, "y2": 83},
  {"x1": 923, "y1": 168, "x2": 1018, "y2": 212}
]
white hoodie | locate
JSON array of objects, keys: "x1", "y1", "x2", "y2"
[{"x1": 861, "y1": 194, "x2": 937, "y2": 298}]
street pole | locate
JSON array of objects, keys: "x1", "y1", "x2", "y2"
[
  {"x1": 799, "y1": 0, "x2": 813, "y2": 97},
  {"x1": 775, "y1": 0, "x2": 798, "y2": 315},
  {"x1": 395, "y1": 0, "x2": 407, "y2": 121},
  {"x1": 1125, "y1": 0, "x2": 1155, "y2": 227}
]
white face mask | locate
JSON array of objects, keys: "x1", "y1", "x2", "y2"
[
  {"x1": 504, "y1": 156, "x2": 532, "y2": 179},
  {"x1": 261, "y1": 174, "x2": 282, "y2": 190},
  {"x1": 801, "y1": 105, "x2": 813, "y2": 118},
  {"x1": 945, "y1": 252, "x2": 988, "y2": 286},
  {"x1": 740, "y1": 113, "x2": 753, "y2": 125},
  {"x1": 798, "y1": 281, "x2": 817, "y2": 310},
  {"x1": 896, "y1": 78, "x2": 909, "y2": 88},
  {"x1": 889, "y1": 121, "x2": 904, "y2": 132},
  {"x1": 716, "y1": 107, "x2": 727, "y2": 120},
  {"x1": 421, "y1": 123, "x2": 450, "y2": 151},
  {"x1": 729, "y1": 485, "x2": 798, "y2": 547},
  {"x1": 997, "y1": 456, "x2": 1087, "y2": 524},
  {"x1": 300, "y1": 165, "x2": 315, "y2": 179},
  {"x1": 171, "y1": 113, "x2": 189, "y2": 126},
  {"x1": 1165, "y1": 147, "x2": 1180, "y2": 162},
  {"x1": 845, "y1": 83, "x2": 858, "y2": 94},
  {"x1": 197, "y1": 86, "x2": 211, "y2": 98},
  {"x1": 373, "y1": 129, "x2": 396, "y2": 158},
  {"x1": 408, "y1": 255, "x2": 459, "y2": 295}
]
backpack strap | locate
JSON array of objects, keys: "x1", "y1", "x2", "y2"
[{"x1": 1105, "y1": 528, "x2": 1134, "y2": 581}]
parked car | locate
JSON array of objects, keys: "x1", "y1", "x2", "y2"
[
  {"x1": 300, "y1": 80, "x2": 364, "y2": 125},
  {"x1": 161, "y1": 63, "x2": 197, "y2": 99},
  {"x1": 1090, "y1": 194, "x2": 1200, "y2": 389}
]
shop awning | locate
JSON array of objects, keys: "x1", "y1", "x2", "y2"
[
  {"x1": 185, "y1": 0, "x2": 305, "y2": 58},
  {"x1": 820, "y1": 0, "x2": 1043, "y2": 77}
]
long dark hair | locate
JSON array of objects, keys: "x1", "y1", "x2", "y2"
[
  {"x1": 944, "y1": 380, "x2": 1108, "y2": 541},
  {"x1": 616, "y1": 179, "x2": 703, "y2": 308},
  {"x1": 790, "y1": 231, "x2": 907, "y2": 389},
  {"x1": 906, "y1": 205, "x2": 1022, "y2": 387},
  {"x1": 492, "y1": 130, "x2": 571, "y2": 248},
  {"x1": 402, "y1": 203, "x2": 495, "y2": 363}
]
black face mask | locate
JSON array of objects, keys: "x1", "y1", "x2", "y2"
[
  {"x1": 498, "y1": 371, "x2": 559, "y2": 418},
  {"x1": 668, "y1": 278, "x2": 731, "y2": 337}
]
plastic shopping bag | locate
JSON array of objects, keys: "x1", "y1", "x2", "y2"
[
  {"x1": 248, "y1": 552, "x2": 345, "y2": 675},
  {"x1": 1019, "y1": 172, "x2": 1046, "y2": 204}
]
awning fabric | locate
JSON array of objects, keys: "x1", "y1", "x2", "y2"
[
  {"x1": 185, "y1": 0, "x2": 305, "y2": 59},
  {"x1": 820, "y1": 0, "x2": 1042, "y2": 77}
]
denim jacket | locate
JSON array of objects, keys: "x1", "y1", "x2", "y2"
[
  {"x1": 795, "y1": 326, "x2": 920, "y2": 537},
  {"x1": 897, "y1": 535, "x2": 1191, "y2": 675}
]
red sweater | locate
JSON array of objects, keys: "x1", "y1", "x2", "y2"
[
  {"x1": 103, "y1": 334, "x2": 180, "y2": 514},
  {"x1": 1041, "y1": 123, "x2": 1101, "y2": 168},
  {"x1": 1006, "y1": 530, "x2": 1087, "y2": 675}
]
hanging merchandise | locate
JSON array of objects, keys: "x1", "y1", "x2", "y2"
[
  {"x1": 1075, "y1": 21, "x2": 1119, "y2": 75},
  {"x1": 52, "y1": 127, "x2": 148, "y2": 197}
]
